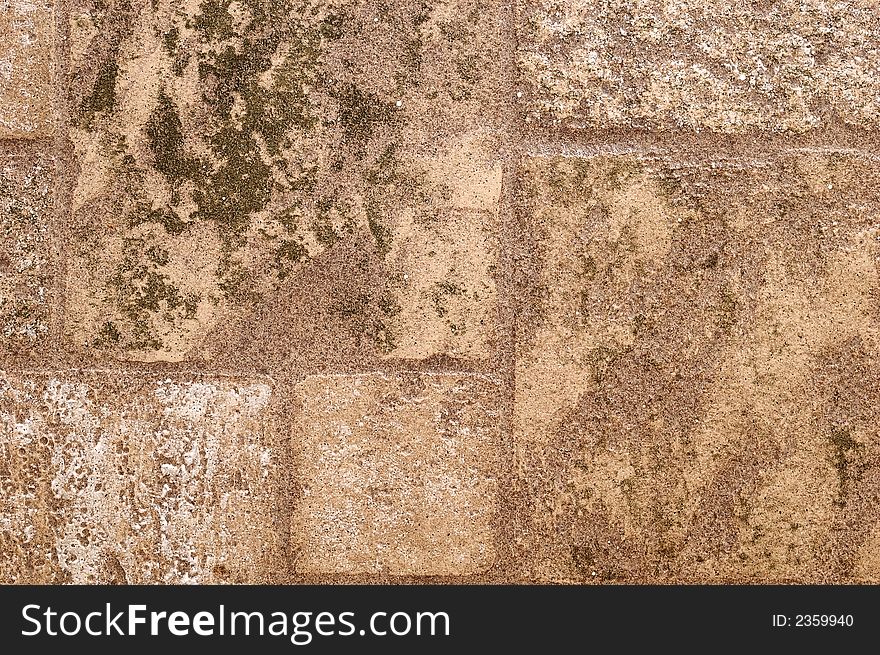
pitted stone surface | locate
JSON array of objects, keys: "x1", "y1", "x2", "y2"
[
  {"x1": 0, "y1": 372, "x2": 283, "y2": 583},
  {"x1": 292, "y1": 372, "x2": 499, "y2": 576}
]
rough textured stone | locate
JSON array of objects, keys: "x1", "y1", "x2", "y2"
[
  {"x1": 0, "y1": 0, "x2": 55, "y2": 137},
  {"x1": 515, "y1": 152, "x2": 880, "y2": 583},
  {"x1": 0, "y1": 372, "x2": 283, "y2": 583},
  {"x1": 518, "y1": 0, "x2": 880, "y2": 132},
  {"x1": 0, "y1": 150, "x2": 53, "y2": 349},
  {"x1": 291, "y1": 372, "x2": 499, "y2": 576},
  {"x1": 64, "y1": 0, "x2": 503, "y2": 364}
]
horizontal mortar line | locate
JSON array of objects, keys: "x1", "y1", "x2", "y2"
[
  {"x1": 520, "y1": 138, "x2": 880, "y2": 162},
  {"x1": 0, "y1": 366, "x2": 277, "y2": 383},
  {"x1": 514, "y1": 124, "x2": 880, "y2": 158},
  {"x1": 523, "y1": 140, "x2": 651, "y2": 158},
  {"x1": 0, "y1": 366, "x2": 503, "y2": 384},
  {"x1": 0, "y1": 135, "x2": 58, "y2": 145},
  {"x1": 287, "y1": 369, "x2": 503, "y2": 383},
  {"x1": 785, "y1": 146, "x2": 880, "y2": 161}
]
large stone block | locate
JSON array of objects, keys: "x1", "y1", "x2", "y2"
[
  {"x1": 64, "y1": 0, "x2": 503, "y2": 365},
  {"x1": 515, "y1": 152, "x2": 880, "y2": 582},
  {"x1": 518, "y1": 0, "x2": 880, "y2": 133}
]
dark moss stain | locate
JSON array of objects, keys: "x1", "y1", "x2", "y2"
[
  {"x1": 192, "y1": 0, "x2": 236, "y2": 40},
  {"x1": 545, "y1": 161, "x2": 598, "y2": 206},
  {"x1": 571, "y1": 544, "x2": 630, "y2": 582},
  {"x1": 79, "y1": 60, "x2": 119, "y2": 128},
  {"x1": 334, "y1": 292, "x2": 371, "y2": 319},
  {"x1": 145, "y1": 90, "x2": 204, "y2": 188},
  {"x1": 162, "y1": 25, "x2": 180, "y2": 55},
  {"x1": 378, "y1": 293, "x2": 401, "y2": 318},
  {"x1": 86, "y1": 0, "x2": 446, "y2": 350},
  {"x1": 395, "y1": 37, "x2": 423, "y2": 91},
  {"x1": 587, "y1": 346, "x2": 621, "y2": 385},
  {"x1": 274, "y1": 239, "x2": 308, "y2": 279},
  {"x1": 578, "y1": 253, "x2": 597, "y2": 278},
  {"x1": 217, "y1": 254, "x2": 256, "y2": 304},
  {"x1": 365, "y1": 202, "x2": 392, "y2": 256},
  {"x1": 319, "y1": 13, "x2": 344, "y2": 40},
  {"x1": 334, "y1": 84, "x2": 397, "y2": 151},
  {"x1": 309, "y1": 251, "x2": 403, "y2": 353},
  {"x1": 161, "y1": 26, "x2": 189, "y2": 75},
  {"x1": 655, "y1": 171, "x2": 685, "y2": 199},
  {"x1": 716, "y1": 285, "x2": 738, "y2": 334},
  {"x1": 94, "y1": 321, "x2": 121, "y2": 346},
  {"x1": 105, "y1": 237, "x2": 199, "y2": 351},
  {"x1": 309, "y1": 199, "x2": 356, "y2": 249},
  {"x1": 363, "y1": 144, "x2": 399, "y2": 186},
  {"x1": 828, "y1": 428, "x2": 865, "y2": 505},
  {"x1": 138, "y1": 208, "x2": 188, "y2": 236},
  {"x1": 430, "y1": 281, "x2": 463, "y2": 318},
  {"x1": 180, "y1": 3, "x2": 328, "y2": 258}
]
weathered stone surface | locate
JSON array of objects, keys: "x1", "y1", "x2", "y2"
[
  {"x1": 518, "y1": 0, "x2": 880, "y2": 132},
  {"x1": 291, "y1": 372, "x2": 499, "y2": 576},
  {"x1": 0, "y1": 0, "x2": 55, "y2": 137},
  {"x1": 0, "y1": 150, "x2": 52, "y2": 349},
  {"x1": 0, "y1": 372, "x2": 283, "y2": 583},
  {"x1": 515, "y1": 152, "x2": 880, "y2": 582},
  {"x1": 64, "y1": 0, "x2": 503, "y2": 364}
]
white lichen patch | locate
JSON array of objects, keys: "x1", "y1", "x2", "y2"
[{"x1": 0, "y1": 373, "x2": 279, "y2": 583}]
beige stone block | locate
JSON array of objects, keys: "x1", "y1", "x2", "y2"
[
  {"x1": 292, "y1": 372, "x2": 499, "y2": 576},
  {"x1": 516, "y1": 152, "x2": 880, "y2": 582},
  {"x1": 64, "y1": 0, "x2": 503, "y2": 364}
]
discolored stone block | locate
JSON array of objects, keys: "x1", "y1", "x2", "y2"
[
  {"x1": 0, "y1": 0, "x2": 55, "y2": 138},
  {"x1": 0, "y1": 150, "x2": 53, "y2": 349},
  {"x1": 0, "y1": 372, "x2": 284, "y2": 583},
  {"x1": 518, "y1": 0, "x2": 880, "y2": 133},
  {"x1": 64, "y1": 0, "x2": 503, "y2": 365},
  {"x1": 291, "y1": 372, "x2": 499, "y2": 576},
  {"x1": 515, "y1": 152, "x2": 880, "y2": 583}
]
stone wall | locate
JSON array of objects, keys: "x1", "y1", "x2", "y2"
[{"x1": 1, "y1": 0, "x2": 879, "y2": 583}]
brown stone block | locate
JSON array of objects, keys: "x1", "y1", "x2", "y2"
[
  {"x1": 63, "y1": 0, "x2": 503, "y2": 365},
  {"x1": 515, "y1": 152, "x2": 880, "y2": 582},
  {"x1": 291, "y1": 372, "x2": 500, "y2": 576},
  {"x1": 0, "y1": 371, "x2": 285, "y2": 583},
  {"x1": 0, "y1": 147, "x2": 53, "y2": 351},
  {"x1": 517, "y1": 0, "x2": 880, "y2": 133},
  {"x1": 0, "y1": 0, "x2": 55, "y2": 138}
]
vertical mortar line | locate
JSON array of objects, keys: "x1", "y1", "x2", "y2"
[
  {"x1": 490, "y1": 0, "x2": 524, "y2": 582},
  {"x1": 496, "y1": 153, "x2": 524, "y2": 582},
  {"x1": 50, "y1": 0, "x2": 74, "y2": 371},
  {"x1": 271, "y1": 377, "x2": 299, "y2": 584}
]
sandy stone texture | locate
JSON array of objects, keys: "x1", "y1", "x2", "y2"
[
  {"x1": 0, "y1": 372, "x2": 285, "y2": 583},
  {"x1": 0, "y1": 0, "x2": 55, "y2": 137},
  {"x1": 515, "y1": 152, "x2": 880, "y2": 582},
  {"x1": 517, "y1": 0, "x2": 880, "y2": 132},
  {"x1": 291, "y1": 372, "x2": 499, "y2": 576},
  {"x1": 64, "y1": 0, "x2": 503, "y2": 365},
  {"x1": 0, "y1": 149, "x2": 53, "y2": 351}
]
